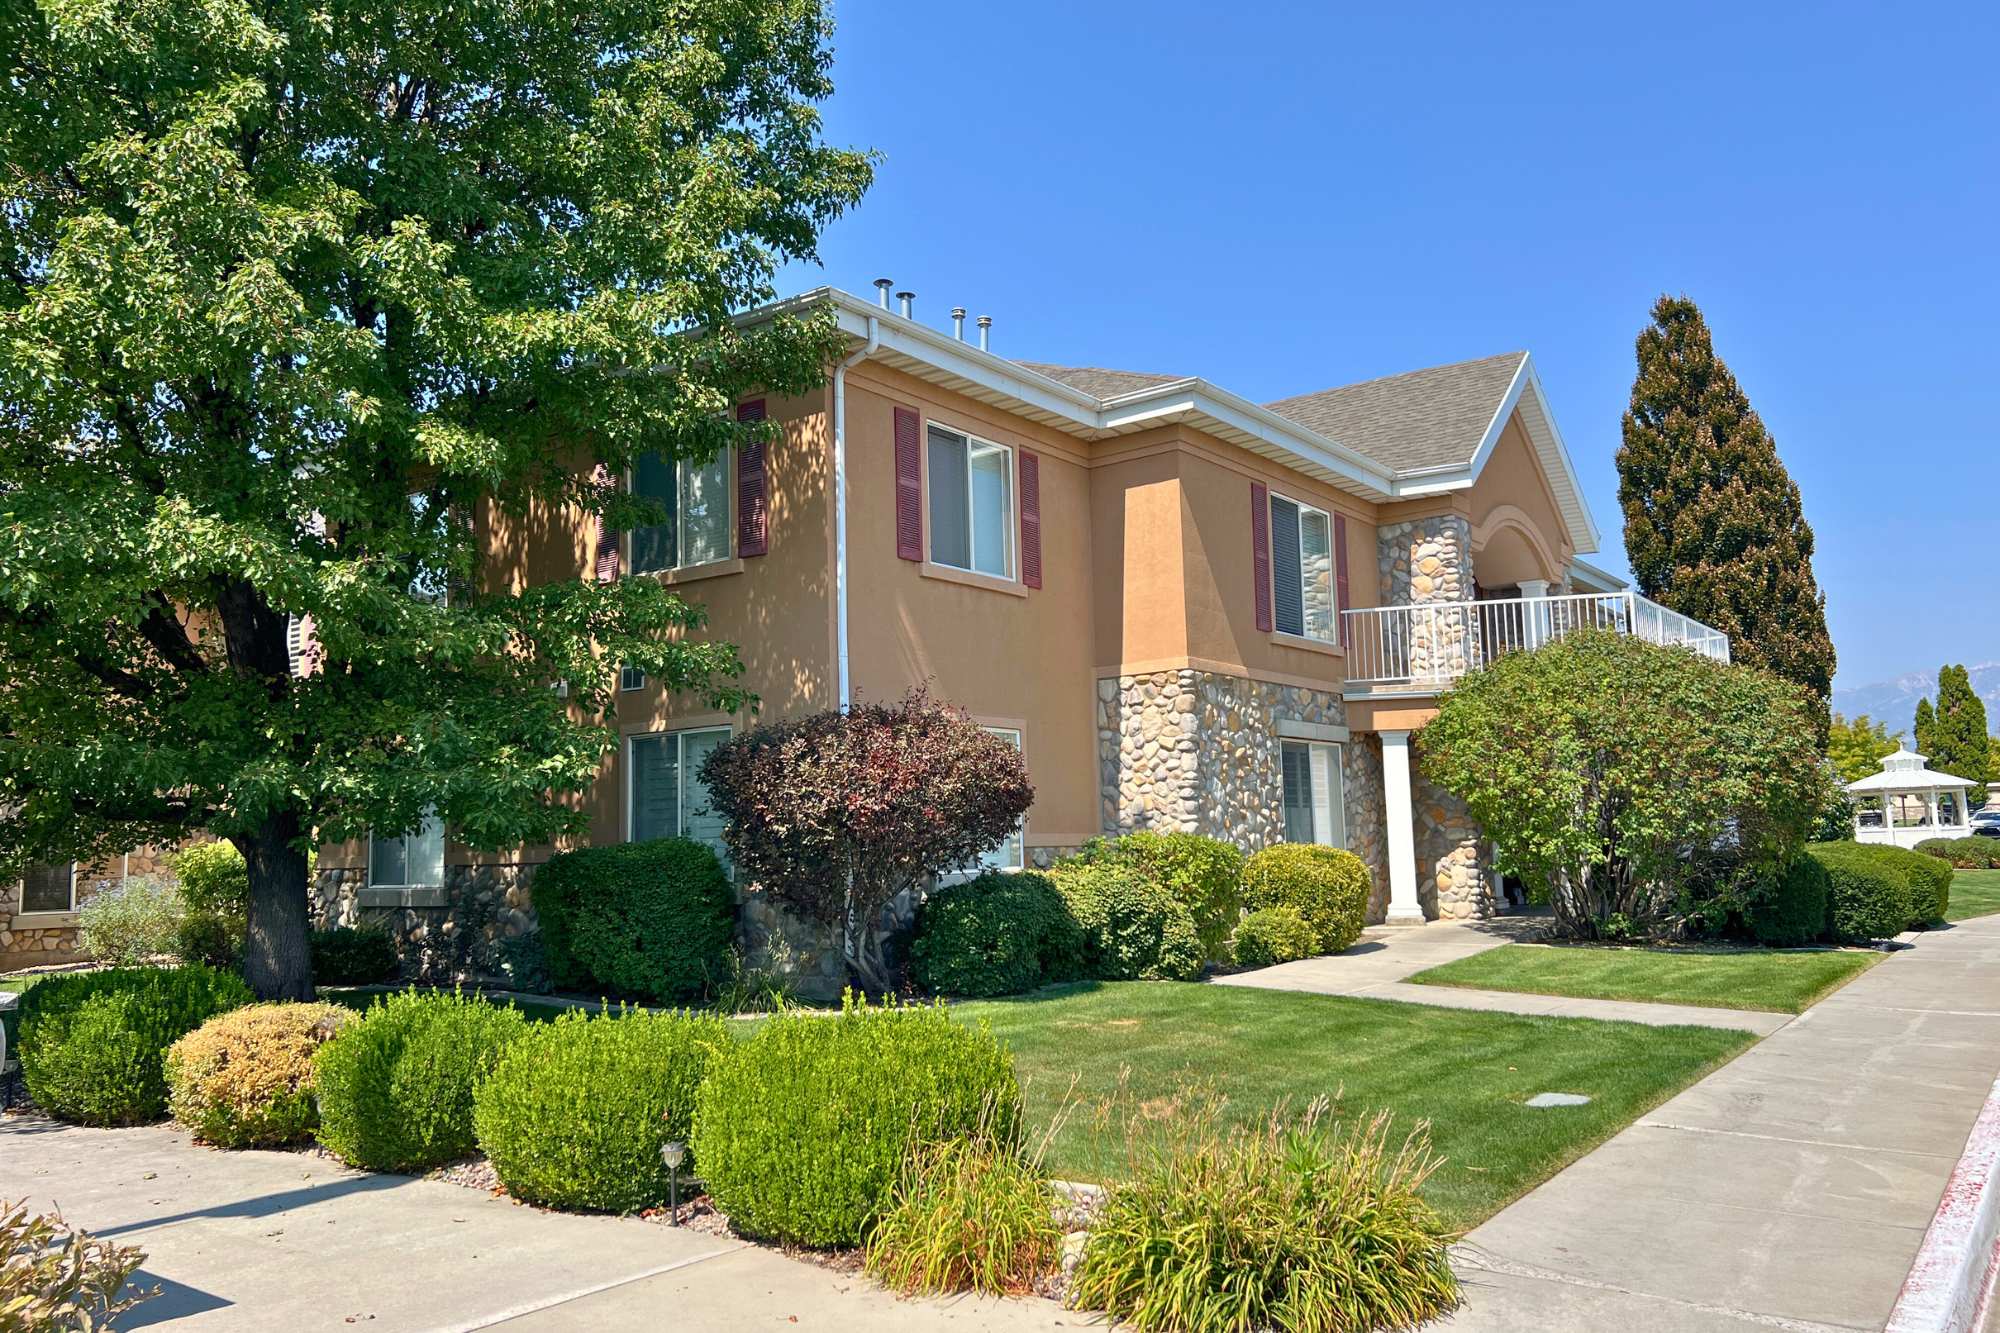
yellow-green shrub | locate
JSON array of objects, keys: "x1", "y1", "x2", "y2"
[
  {"x1": 1241, "y1": 845, "x2": 1370, "y2": 954},
  {"x1": 166, "y1": 1003, "x2": 355, "y2": 1148}
]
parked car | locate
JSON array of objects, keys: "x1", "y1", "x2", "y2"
[{"x1": 1971, "y1": 807, "x2": 2000, "y2": 838}]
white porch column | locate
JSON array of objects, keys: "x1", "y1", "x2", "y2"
[
  {"x1": 1518, "y1": 578, "x2": 1550, "y2": 651},
  {"x1": 1381, "y1": 730, "x2": 1425, "y2": 924}
]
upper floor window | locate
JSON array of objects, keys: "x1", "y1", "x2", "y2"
[
  {"x1": 629, "y1": 726, "x2": 730, "y2": 860},
  {"x1": 1270, "y1": 492, "x2": 1335, "y2": 642},
  {"x1": 928, "y1": 425, "x2": 1013, "y2": 578},
  {"x1": 632, "y1": 450, "x2": 730, "y2": 574},
  {"x1": 370, "y1": 813, "x2": 445, "y2": 890},
  {"x1": 19, "y1": 861, "x2": 76, "y2": 915},
  {"x1": 1280, "y1": 740, "x2": 1347, "y2": 848}
]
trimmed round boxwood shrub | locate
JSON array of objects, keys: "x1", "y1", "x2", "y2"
[
  {"x1": 313, "y1": 989, "x2": 529, "y2": 1172},
  {"x1": 18, "y1": 965, "x2": 253, "y2": 1126},
  {"x1": 1072, "y1": 831, "x2": 1244, "y2": 959},
  {"x1": 909, "y1": 871, "x2": 1085, "y2": 997},
  {"x1": 473, "y1": 1008, "x2": 730, "y2": 1213},
  {"x1": 1746, "y1": 855, "x2": 1831, "y2": 947},
  {"x1": 1241, "y1": 844, "x2": 1370, "y2": 954},
  {"x1": 310, "y1": 925, "x2": 400, "y2": 985},
  {"x1": 1053, "y1": 863, "x2": 1202, "y2": 982},
  {"x1": 1917, "y1": 837, "x2": 2000, "y2": 869},
  {"x1": 1232, "y1": 906, "x2": 1321, "y2": 968},
  {"x1": 531, "y1": 838, "x2": 735, "y2": 1003},
  {"x1": 691, "y1": 1000, "x2": 1019, "y2": 1246},
  {"x1": 1807, "y1": 842, "x2": 1911, "y2": 943},
  {"x1": 165, "y1": 1002, "x2": 355, "y2": 1147}
]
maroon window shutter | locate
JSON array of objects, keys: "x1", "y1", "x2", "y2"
[
  {"x1": 1334, "y1": 512, "x2": 1350, "y2": 646},
  {"x1": 736, "y1": 398, "x2": 768, "y2": 558},
  {"x1": 1251, "y1": 481, "x2": 1272, "y2": 632},
  {"x1": 1019, "y1": 449, "x2": 1042, "y2": 589},
  {"x1": 894, "y1": 406, "x2": 922, "y2": 561},
  {"x1": 591, "y1": 464, "x2": 620, "y2": 583}
]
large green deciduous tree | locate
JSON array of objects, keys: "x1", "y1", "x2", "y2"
[
  {"x1": 0, "y1": 0, "x2": 871, "y2": 998},
  {"x1": 1616, "y1": 296, "x2": 1837, "y2": 745},
  {"x1": 1916, "y1": 666, "x2": 1992, "y2": 793},
  {"x1": 1418, "y1": 631, "x2": 1829, "y2": 940},
  {"x1": 1828, "y1": 713, "x2": 1902, "y2": 785}
]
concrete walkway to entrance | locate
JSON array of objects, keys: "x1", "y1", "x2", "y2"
[
  {"x1": 1444, "y1": 911, "x2": 2000, "y2": 1332},
  {"x1": 0, "y1": 1115, "x2": 1074, "y2": 1331},
  {"x1": 1214, "y1": 917, "x2": 1793, "y2": 1035}
]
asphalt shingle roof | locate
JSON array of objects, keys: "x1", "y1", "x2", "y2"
[
  {"x1": 1261, "y1": 352, "x2": 1528, "y2": 474},
  {"x1": 1014, "y1": 362, "x2": 1185, "y2": 398}
]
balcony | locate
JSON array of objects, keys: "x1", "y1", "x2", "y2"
[{"x1": 1340, "y1": 591, "x2": 1731, "y2": 691}]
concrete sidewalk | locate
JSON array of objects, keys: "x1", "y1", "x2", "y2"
[
  {"x1": 0, "y1": 1115, "x2": 1075, "y2": 1331},
  {"x1": 1214, "y1": 919, "x2": 1792, "y2": 1035},
  {"x1": 1443, "y1": 913, "x2": 2000, "y2": 1332}
]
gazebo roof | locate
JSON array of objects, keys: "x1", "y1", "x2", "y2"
[{"x1": 1845, "y1": 746, "x2": 1976, "y2": 793}]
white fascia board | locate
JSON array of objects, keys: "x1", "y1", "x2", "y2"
[
  {"x1": 1519, "y1": 362, "x2": 1603, "y2": 553},
  {"x1": 1566, "y1": 555, "x2": 1627, "y2": 592},
  {"x1": 1097, "y1": 379, "x2": 1397, "y2": 496}
]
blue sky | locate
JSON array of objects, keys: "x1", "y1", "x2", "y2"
[{"x1": 779, "y1": 1, "x2": 1998, "y2": 690}]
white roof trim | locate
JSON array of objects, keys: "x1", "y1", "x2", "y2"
[{"x1": 1566, "y1": 555, "x2": 1626, "y2": 593}]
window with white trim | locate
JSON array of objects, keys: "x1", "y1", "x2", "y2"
[
  {"x1": 978, "y1": 727, "x2": 1025, "y2": 872},
  {"x1": 19, "y1": 861, "x2": 76, "y2": 915},
  {"x1": 370, "y1": 814, "x2": 446, "y2": 890},
  {"x1": 927, "y1": 425, "x2": 1013, "y2": 578},
  {"x1": 629, "y1": 726, "x2": 730, "y2": 860},
  {"x1": 1269, "y1": 492, "x2": 1336, "y2": 642},
  {"x1": 619, "y1": 665, "x2": 648, "y2": 692},
  {"x1": 1280, "y1": 740, "x2": 1347, "y2": 847},
  {"x1": 631, "y1": 450, "x2": 730, "y2": 574}
]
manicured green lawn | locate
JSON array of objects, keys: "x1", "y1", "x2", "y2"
[
  {"x1": 956, "y1": 981, "x2": 1752, "y2": 1226},
  {"x1": 1406, "y1": 943, "x2": 1877, "y2": 1014},
  {"x1": 1947, "y1": 869, "x2": 2000, "y2": 923}
]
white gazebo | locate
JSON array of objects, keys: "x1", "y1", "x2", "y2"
[{"x1": 1845, "y1": 747, "x2": 1978, "y2": 847}]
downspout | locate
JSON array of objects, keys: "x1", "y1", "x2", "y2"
[{"x1": 832, "y1": 315, "x2": 879, "y2": 711}]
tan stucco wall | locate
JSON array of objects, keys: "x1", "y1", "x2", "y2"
[{"x1": 1466, "y1": 414, "x2": 1572, "y2": 587}]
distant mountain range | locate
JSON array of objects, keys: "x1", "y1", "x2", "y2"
[{"x1": 1831, "y1": 662, "x2": 2000, "y2": 734}]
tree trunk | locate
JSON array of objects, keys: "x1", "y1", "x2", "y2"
[{"x1": 237, "y1": 812, "x2": 315, "y2": 1000}]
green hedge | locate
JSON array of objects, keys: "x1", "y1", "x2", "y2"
[
  {"x1": 474, "y1": 1008, "x2": 730, "y2": 1213},
  {"x1": 1893, "y1": 847, "x2": 1954, "y2": 924},
  {"x1": 1917, "y1": 837, "x2": 2000, "y2": 869},
  {"x1": 18, "y1": 966, "x2": 253, "y2": 1125},
  {"x1": 1232, "y1": 906, "x2": 1320, "y2": 968},
  {"x1": 909, "y1": 871, "x2": 1084, "y2": 997},
  {"x1": 313, "y1": 990, "x2": 529, "y2": 1172},
  {"x1": 1806, "y1": 843, "x2": 1912, "y2": 943},
  {"x1": 1746, "y1": 855, "x2": 1831, "y2": 947},
  {"x1": 532, "y1": 839, "x2": 735, "y2": 1003},
  {"x1": 1053, "y1": 862, "x2": 1203, "y2": 982},
  {"x1": 311, "y1": 925, "x2": 400, "y2": 985},
  {"x1": 1241, "y1": 845, "x2": 1370, "y2": 954},
  {"x1": 691, "y1": 1001, "x2": 1019, "y2": 1246},
  {"x1": 1071, "y1": 831, "x2": 1244, "y2": 959}
]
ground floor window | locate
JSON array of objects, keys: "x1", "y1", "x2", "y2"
[
  {"x1": 370, "y1": 814, "x2": 446, "y2": 890},
  {"x1": 1280, "y1": 739, "x2": 1347, "y2": 847},
  {"x1": 629, "y1": 726, "x2": 730, "y2": 859},
  {"x1": 19, "y1": 861, "x2": 76, "y2": 914},
  {"x1": 978, "y1": 727, "x2": 1025, "y2": 873}
]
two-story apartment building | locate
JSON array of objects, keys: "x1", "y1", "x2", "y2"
[{"x1": 307, "y1": 284, "x2": 1729, "y2": 980}]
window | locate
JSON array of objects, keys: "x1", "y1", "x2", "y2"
[
  {"x1": 927, "y1": 425, "x2": 1013, "y2": 578},
  {"x1": 1269, "y1": 493, "x2": 1335, "y2": 641},
  {"x1": 629, "y1": 727, "x2": 730, "y2": 860},
  {"x1": 370, "y1": 813, "x2": 446, "y2": 890},
  {"x1": 1280, "y1": 740, "x2": 1347, "y2": 847},
  {"x1": 631, "y1": 450, "x2": 730, "y2": 574},
  {"x1": 619, "y1": 665, "x2": 648, "y2": 692},
  {"x1": 978, "y1": 728, "x2": 1025, "y2": 873},
  {"x1": 19, "y1": 861, "x2": 76, "y2": 915}
]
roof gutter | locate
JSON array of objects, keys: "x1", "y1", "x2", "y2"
[{"x1": 831, "y1": 314, "x2": 878, "y2": 711}]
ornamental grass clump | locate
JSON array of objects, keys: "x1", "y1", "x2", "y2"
[
  {"x1": 313, "y1": 989, "x2": 528, "y2": 1172},
  {"x1": 1069, "y1": 1100, "x2": 1458, "y2": 1333},
  {"x1": 165, "y1": 1002, "x2": 355, "y2": 1148},
  {"x1": 863, "y1": 1134, "x2": 1064, "y2": 1298},
  {"x1": 473, "y1": 1008, "x2": 731, "y2": 1213},
  {"x1": 18, "y1": 965, "x2": 253, "y2": 1126},
  {"x1": 691, "y1": 995, "x2": 1020, "y2": 1247}
]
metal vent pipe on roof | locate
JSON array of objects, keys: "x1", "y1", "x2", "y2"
[
  {"x1": 950, "y1": 307, "x2": 966, "y2": 340},
  {"x1": 977, "y1": 315, "x2": 992, "y2": 351},
  {"x1": 896, "y1": 290, "x2": 914, "y2": 318},
  {"x1": 873, "y1": 278, "x2": 893, "y2": 308}
]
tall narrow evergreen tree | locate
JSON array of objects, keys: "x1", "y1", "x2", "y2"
[
  {"x1": 1617, "y1": 296, "x2": 1837, "y2": 745},
  {"x1": 1915, "y1": 698, "x2": 1937, "y2": 757},
  {"x1": 1918, "y1": 666, "x2": 1992, "y2": 791}
]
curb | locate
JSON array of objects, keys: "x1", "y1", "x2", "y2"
[{"x1": 1887, "y1": 1072, "x2": 2000, "y2": 1332}]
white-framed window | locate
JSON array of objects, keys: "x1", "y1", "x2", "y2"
[
  {"x1": 1268, "y1": 492, "x2": 1336, "y2": 642},
  {"x1": 18, "y1": 861, "x2": 77, "y2": 915},
  {"x1": 977, "y1": 727, "x2": 1025, "y2": 873},
  {"x1": 369, "y1": 813, "x2": 446, "y2": 890},
  {"x1": 628, "y1": 726, "x2": 731, "y2": 859},
  {"x1": 619, "y1": 665, "x2": 648, "y2": 692},
  {"x1": 927, "y1": 424, "x2": 1014, "y2": 578},
  {"x1": 1280, "y1": 740, "x2": 1347, "y2": 847},
  {"x1": 631, "y1": 450, "x2": 730, "y2": 574}
]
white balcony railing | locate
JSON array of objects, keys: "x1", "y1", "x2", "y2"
[{"x1": 1339, "y1": 591, "x2": 1731, "y2": 689}]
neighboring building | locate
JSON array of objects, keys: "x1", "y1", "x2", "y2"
[
  {"x1": 312, "y1": 285, "x2": 1730, "y2": 981},
  {"x1": 1, "y1": 846, "x2": 181, "y2": 970}
]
